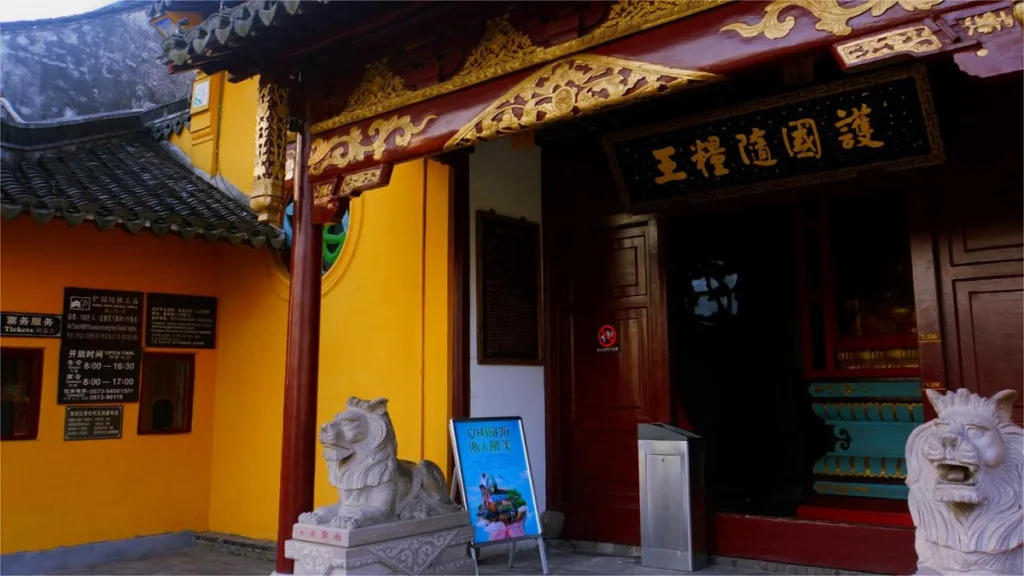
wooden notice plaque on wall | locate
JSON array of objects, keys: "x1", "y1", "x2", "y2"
[{"x1": 476, "y1": 210, "x2": 542, "y2": 365}]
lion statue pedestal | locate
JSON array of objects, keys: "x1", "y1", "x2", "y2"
[
  {"x1": 906, "y1": 389, "x2": 1023, "y2": 575},
  {"x1": 284, "y1": 397, "x2": 474, "y2": 575}
]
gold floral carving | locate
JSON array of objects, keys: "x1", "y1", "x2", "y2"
[
  {"x1": 314, "y1": 181, "x2": 336, "y2": 201},
  {"x1": 720, "y1": 0, "x2": 944, "y2": 40},
  {"x1": 308, "y1": 114, "x2": 436, "y2": 176},
  {"x1": 836, "y1": 25, "x2": 942, "y2": 65},
  {"x1": 454, "y1": 17, "x2": 541, "y2": 80},
  {"x1": 340, "y1": 167, "x2": 384, "y2": 196},
  {"x1": 310, "y1": 0, "x2": 729, "y2": 133},
  {"x1": 1015, "y1": 1, "x2": 1024, "y2": 26},
  {"x1": 251, "y1": 83, "x2": 290, "y2": 224},
  {"x1": 444, "y1": 54, "x2": 719, "y2": 150},
  {"x1": 961, "y1": 9, "x2": 1015, "y2": 36},
  {"x1": 344, "y1": 59, "x2": 410, "y2": 112}
]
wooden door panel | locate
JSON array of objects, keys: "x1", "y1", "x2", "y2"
[
  {"x1": 952, "y1": 277, "x2": 1024, "y2": 423},
  {"x1": 573, "y1": 308, "x2": 648, "y2": 417},
  {"x1": 947, "y1": 183, "x2": 1023, "y2": 266},
  {"x1": 559, "y1": 217, "x2": 670, "y2": 545},
  {"x1": 605, "y1": 233, "x2": 649, "y2": 299}
]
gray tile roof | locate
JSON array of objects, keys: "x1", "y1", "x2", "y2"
[
  {"x1": 154, "y1": 0, "x2": 328, "y2": 72},
  {"x1": 1, "y1": 101, "x2": 284, "y2": 249}
]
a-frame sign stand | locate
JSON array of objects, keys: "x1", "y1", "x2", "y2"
[{"x1": 451, "y1": 464, "x2": 550, "y2": 576}]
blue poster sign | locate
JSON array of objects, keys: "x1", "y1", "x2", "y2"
[{"x1": 450, "y1": 417, "x2": 542, "y2": 546}]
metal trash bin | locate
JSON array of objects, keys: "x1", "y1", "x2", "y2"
[{"x1": 638, "y1": 423, "x2": 706, "y2": 572}]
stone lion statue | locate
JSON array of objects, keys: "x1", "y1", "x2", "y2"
[
  {"x1": 298, "y1": 397, "x2": 459, "y2": 529},
  {"x1": 906, "y1": 388, "x2": 1023, "y2": 575}
]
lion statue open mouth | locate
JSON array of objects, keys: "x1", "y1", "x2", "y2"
[
  {"x1": 906, "y1": 388, "x2": 1023, "y2": 575},
  {"x1": 297, "y1": 397, "x2": 459, "y2": 530}
]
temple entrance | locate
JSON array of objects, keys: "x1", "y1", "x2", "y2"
[
  {"x1": 539, "y1": 59, "x2": 1022, "y2": 572},
  {"x1": 666, "y1": 200, "x2": 811, "y2": 519}
]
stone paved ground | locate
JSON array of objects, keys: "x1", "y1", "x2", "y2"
[{"x1": 53, "y1": 545, "x2": 775, "y2": 575}]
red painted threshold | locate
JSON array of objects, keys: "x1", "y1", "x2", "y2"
[{"x1": 710, "y1": 513, "x2": 916, "y2": 575}]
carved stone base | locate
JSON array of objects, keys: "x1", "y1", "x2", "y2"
[{"x1": 284, "y1": 511, "x2": 474, "y2": 575}]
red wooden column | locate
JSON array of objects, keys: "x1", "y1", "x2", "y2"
[{"x1": 276, "y1": 83, "x2": 324, "y2": 575}]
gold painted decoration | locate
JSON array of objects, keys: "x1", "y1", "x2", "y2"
[
  {"x1": 308, "y1": 114, "x2": 436, "y2": 176},
  {"x1": 340, "y1": 167, "x2": 385, "y2": 196},
  {"x1": 836, "y1": 25, "x2": 942, "y2": 65},
  {"x1": 720, "y1": 0, "x2": 945, "y2": 40},
  {"x1": 344, "y1": 59, "x2": 410, "y2": 113},
  {"x1": 310, "y1": 0, "x2": 729, "y2": 133},
  {"x1": 444, "y1": 54, "x2": 720, "y2": 150},
  {"x1": 251, "y1": 83, "x2": 290, "y2": 224},
  {"x1": 314, "y1": 180, "x2": 336, "y2": 201},
  {"x1": 1015, "y1": 1, "x2": 1023, "y2": 25},
  {"x1": 961, "y1": 9, "x2": 1015, "y2": 36}
]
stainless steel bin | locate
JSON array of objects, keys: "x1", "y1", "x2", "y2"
[{"x1": 638, "y1": 423, "x2": 706, "y2": 572}]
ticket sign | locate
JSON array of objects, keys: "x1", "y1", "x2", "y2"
[
  {"x1": 449, "y1": 417, "x2": 542, "y2": 546},
  {"x1": 1, "y1": 312, "x2": 61, "y2": 338},
  {"x1": 64, "y1": 406, "x2": 123, "y2": 441}
]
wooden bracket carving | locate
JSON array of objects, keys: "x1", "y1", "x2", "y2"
[
  {"x1": 251, "y1": 82, "x2": 290, "y2": 224},
  {"x1": 831, "y1": 1, "x2": 1022, "y2": 76},
  {"x1": 832, "y1": 18, "x2": 958, "y2": 70},
  {"x1": 943, "y1": 1, "x2": 1023, "y2": 78},
  {"x1": 309, "y1": 165, "x2": 393, "y2": 225}
]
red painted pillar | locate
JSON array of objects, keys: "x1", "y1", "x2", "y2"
[{"x1": 276, "y1": 85, "x2": 323, "y2": 575}]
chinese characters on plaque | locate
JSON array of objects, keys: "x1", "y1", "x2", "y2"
[
  {"x1": 1, "y1": 312, "x2": 61, "y2": 338},
  {"x1": 145, "y1": 293, "x2": 217, "y2": 349},
  {"x1": 605, "y1": 69, "x2": 942, "y2": 210},
  {"x1": 58, "y1": 288, "x2": 143, "y2": 404},
  {"x1": 64, "y1": 406, "x2": 123, "y2": 441}
]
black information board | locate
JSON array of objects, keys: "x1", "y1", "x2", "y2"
[
  {"x1": 145, "y1": 293, "x2": 218, "y2": 349},
  {"x1": 64, "y1": 406, "x2": 123, "y2": 441},
  {"x1": 58, "y1": 288, "x2": 143, "y2": 404},
  {"x1": 475, "y1": 211, "x2": 542, "y2": 365},
  {"x1": 1, "y1": 312, "x2": 62, "y2": 338},
  {"x1": 604, "y1": 67, "x2": 943, "y2": 210}
]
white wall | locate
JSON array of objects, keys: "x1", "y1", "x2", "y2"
[{"x1": 468, "y1": 136, "x2": 546, "y2": 514}]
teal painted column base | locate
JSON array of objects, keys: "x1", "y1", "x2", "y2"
[
  {"x1": 813, "y1": 481, "x2": 909, "y2": 500},
  {"x1": 809, "y1": 380, "x2": 923, "y2": 501}
]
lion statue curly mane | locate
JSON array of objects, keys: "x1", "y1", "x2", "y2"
[
  {"x1": 906, "y1": 388, "x2": 1023, "y2": 575},
  {"x1": 298, "y1": 397, "x2": 459, "y2": 529}
]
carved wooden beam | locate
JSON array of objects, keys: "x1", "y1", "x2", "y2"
[
  {"x1": 944, "y1": 1, "x2": 1023, "y2": 78},
  {"x1": 306, "y1": 0, "x2": 989, "y2": 200},
  {"x1": 831, "y1": 0, "x2": 1023, "y2": 77}
]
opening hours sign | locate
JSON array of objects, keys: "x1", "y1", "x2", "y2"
[{"x1": 58, "y1": 288, "x2": 143, "y2": 404}]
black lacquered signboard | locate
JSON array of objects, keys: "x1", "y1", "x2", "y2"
[
  {"x1": 145, "y1": 293, "x2": 218, "y2": 349},
  {"x1": 1, "y1": 312, "x2": 61, "y2": 338},
  {"x1": 61, "y1": 288, "x2": 143, "y2": 344},
  {"x1": 58, "y1": 288, "x2": 143, "y2": 404},
  {"x1": 476, "y1": 211, "x2": 542, "y2": 365},
  {"x1": 604, "y1": 66, "x2": 944, "y2": 211},
  {"x1": 64, "y1": 406, "x2": 123, "y2": 441}
]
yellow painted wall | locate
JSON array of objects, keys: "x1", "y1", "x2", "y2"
[
  {"x1": 207, "y1": 159, "x2": 451, "y2": 540},
  {"x1": 217, "y1": 76, "x2": 259, "y2": 194},
  {"x1": 0, "y1": 219, "x2": 223, "y2": 554},
  {"x1": 200, "y1": 72, "x2": 452, "y2": 540},
  {"x1": 0, "y1": 72, "x2": 451, "y2": 554}
]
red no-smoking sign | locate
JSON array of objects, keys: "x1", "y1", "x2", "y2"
[{"x1": 597, "y1": 324, "x2": 618, "y2": 352}]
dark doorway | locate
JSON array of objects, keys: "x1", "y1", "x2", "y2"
[{"x1": 667, "y1": 203, "x2": 820, "y2": 517}]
